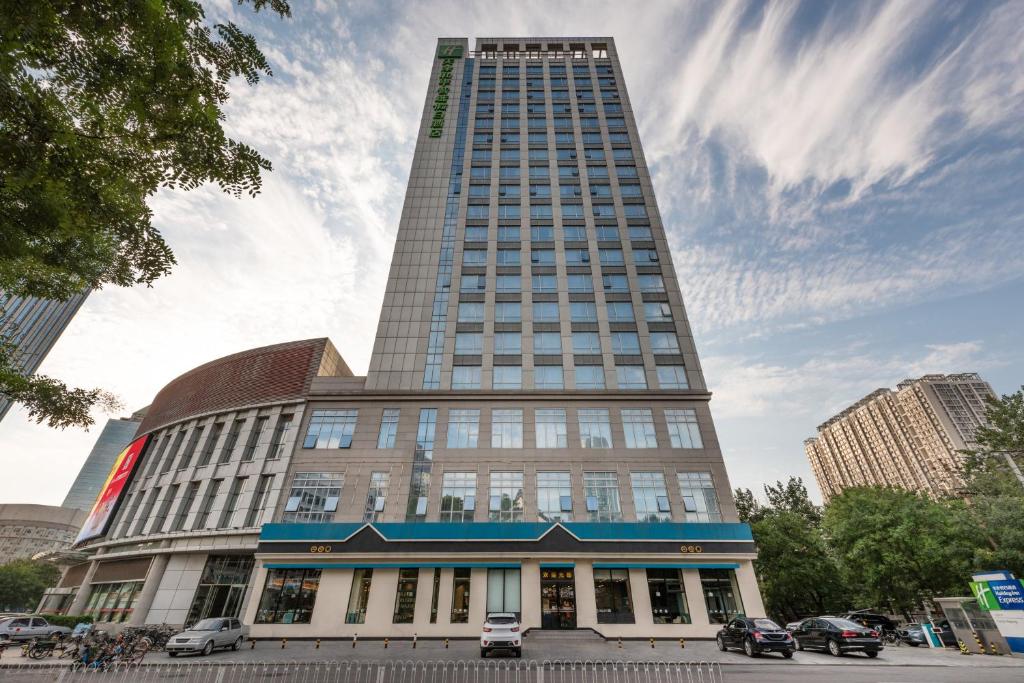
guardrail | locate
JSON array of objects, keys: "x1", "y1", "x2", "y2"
[{"x1": 0, "y1": 659, "x2": 724, "y2": 683}]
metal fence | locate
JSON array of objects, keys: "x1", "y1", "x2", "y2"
[{"x1": 0, "y1": 660, "x2": 724, "y2": 683}]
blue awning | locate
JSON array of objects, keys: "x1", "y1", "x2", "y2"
[{"x1": 263, "y1": 562, "x2": 521, "y2": 570}]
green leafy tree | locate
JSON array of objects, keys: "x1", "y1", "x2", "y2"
[
  {"x1": 960, "y1": 389, "x2": 1024, "y2": 576},
  {"x1": 823, "y1": 486, "x2": 977, "y2": 619},
  {"x1": 733, "y1": 487, "x2": 760, "y2": 524},
  {"x1": 0, "y1": 0, "x2": 290, "y2": 428},
  {"x1": 0, "y1": 559, "x2": 61, "y2": 612}
]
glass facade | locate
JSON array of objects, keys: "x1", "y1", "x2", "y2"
[{"x1": 256, "y1": 569, "x2": 321, "y2": 624}]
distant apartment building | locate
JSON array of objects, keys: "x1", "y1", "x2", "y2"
[
  {"x1": 62, "y1": 410, "x2": 147, "y2": 512},
  {"x1": 805, "y1": 373, "x2": 996, "y2": 501},
  {"x1": 0, "y1": 291, "x2": 89, "y2": 422},
  {"x1": 0, "y1": 504, "x2": 87, "y2": 561}
]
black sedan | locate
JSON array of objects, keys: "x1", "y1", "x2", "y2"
[
  {"x1": 792, "y1": 617, "x2": 883, "y2": 657},
  {"x1": 716, "y1": 617, "x2": 795, "y2": 658}
]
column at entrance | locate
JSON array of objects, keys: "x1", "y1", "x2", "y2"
[
  {"x1": 66, "y1": 561, "x2": 99, "y2": 617},
  {"x1": 127, "y1": 554, "x2": 169, "y2": 626}
]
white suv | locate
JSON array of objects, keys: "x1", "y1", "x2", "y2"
[{"x1": 480, "y1": 613, "x2": 522, "y2": 658}]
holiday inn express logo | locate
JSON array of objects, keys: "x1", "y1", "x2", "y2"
[
  {"x1": 971, "y1": 581, "x2": 1000, "y2": 610},
  {"x1": 430, "y1": 44, "x2": 463, "y2": 138}
]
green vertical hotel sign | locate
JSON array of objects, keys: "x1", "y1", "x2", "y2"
[{"x1": 430, "y1": 44, "x2": 463, "y2": 138}]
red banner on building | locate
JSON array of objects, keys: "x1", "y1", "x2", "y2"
[{"x1": 75, "y1": 434, "x2": 149, "y2": 544}]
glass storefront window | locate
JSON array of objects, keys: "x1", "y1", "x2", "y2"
[
  {"x1": 700, "y1": 568, "x2": 744, "y2": 624},
  {"x1": 393, "y1": 568, "x2": 419, "y2": 624},
  {"x1": 486, "y1": 568, "x2": 521, "y2": 615},
  {"x1": 594, "y1": 569, "x2": 634, "y2": 624},
  {"x1": 346, "y1": 569, "x2": 373, "y2": 624},
  {"x1": 646, "y1": 569, "x2": 690, "y2": 624},
  {"x1": 255, "y1": 569, "x2": 321, "y2": 624},
  {"x1": 83, "y1": 581, "x2": 144, "y2": 623},
  {"x1": 451, "y1": 568, "x2": 472, "y2": 623},
  {"x1": 185, "y1": 555, "x2": 255, "y2": 627}
]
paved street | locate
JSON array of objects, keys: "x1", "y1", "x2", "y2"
[{"x1": 3, "y1": 636, "x2": 1023, "y2": 681}]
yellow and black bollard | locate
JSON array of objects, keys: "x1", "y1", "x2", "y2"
[
  {"x1": 957, "y1": 640, "x2": 971, "y2": 655},
  {"x1": 972, "y1": 632, "x2": 985, "y2": 654},
  {"x1": 679, "y1": 638, "x2": 685, "y2": 650},
  {"x1": 250, "y1": 639, "x2": 255, "y2": 649},
  {"x1": 990, "y1": 642, "x2": 1001, "y2": 656},
  {"x1": 384, "y1": 638, "x2": 389, "y2": 649},
  {"x1": 315, "y1": 639, "x2": 321, "y2": 649},
  {"x1": 281, "y1": 638, "x2": 287, "y2": 649},
  {"x1": 444, "y1": 638, "x2": 449, "y2": 649},
  {"x1": 650, "y1": 637, "x2": 655, "y2": 649}
]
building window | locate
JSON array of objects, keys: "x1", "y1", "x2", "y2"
[
  {"x1": 535, "y1": 408, "x2": 568, "y2": 448},
  {"x1": 83, "y1": 581, "x2": 144, "y2": 623},
  {"x1": 455, "y1": 332, "x2": 483, "y2": 355},
  {"x1": 178, "y1": 425, "x2": 204, "y2": 470},
  {"x1": 594, "y1": 569, "x2": 634, "y2": 624},
  {"x1": 494, "y1": 332, "x2": 521, "y2": 355},
  {"x1": 572, "y1": 331, "x2": 601, "y2": 354},
  {"x1": 255, "y1": 569, "x2": 320, "y2": 624},
  {"x1": 170, "y1": 481, "x2": 201, "y2": 531},
  {"x1": 533, "y1": 301, "x2": 559, "y2": 322},
  {"x1": 610, "y1": 331, "x2": 640, "y2": 355},
  {"x1": 407, "y1": 409, "x2": 436, "y2": 521},
  {"x1": 496, "y1": 249, "x2": 520, "y2": 266},
  {"x1": 345, "y1": 569, "x2": 373, "y2": 624},
  {"x1": 701, "y1": 569, "x2": 744, "y2": 624},
  {"x1": 161, "y1": 431, "x2": 185, "y2": 473},
  {"x1": 578, "y1": 408, "x2": 612, "y2": 448},
  {"x1": 440, "y1": 472, "x2": 477, "y2": 522},
  {"x1": 364, "y1": 471, "x2": 390, "y2": 522},
  {"x1": 644, "y1": 302, "x2": 672, "y2": 322},
  {"x1": 584, "y1": 471, "x2": 622, "y2": 521},
  {"x1": 647, "y1": 569, "x2": 690, "y2": 624},
  {"x1": 495, "y1": 302, "x2": 521, "y2": 323},
  {"x1": 302, "y1": 410, "x2": 358, "y2": 449},
  {"x1": 452, "y1": 365, "x2": 482, "y2": 389},
  {"x1": 217, "y1": 477, "x2": 245, "y2": 528},
  {"x1": 393, "y1": 568, "x2": 419, "y2": 624},
  {"x1": 537, "y1": 471, "x2": 572, "y2": 521},
  {"x1": 665, "y1": 409, "x2": 703, "y2": 448},
  {"x1": 488, "y1": 471, "x2": 524, "y2": 521},
  {"x1": 377, "y1": 409, "x2": 400, "y2": 449},
  {"x1": 678, "y1": 472, "x2": 722, "y2": 522},
  {"x1": 447, "y1": 409, "x2": 480, "y2": 448},
  {"x1": 616, "y1": 365, "x2": 648, "y2": 390},
  {"x1": 267, "y1": 414, "x2": 294, "y2": 460},
  {"x1": 282, "y1": 472, "x2": 343, "y2": 523},
  {"x1": 245, "y1": 474, "x2": 273, "y2": 527},
  {"x1": 494, "y1": 365, "x2": 522, "y2": 389},
  {"x1": 491, "y1": 409, "x2": 523, "y2": 448},
  {"x1": 622, "y1": 408, "x2": 658, "y2": 448},
  {"x1": 575, "y1": 365, "x2": 605, "y2": 389},
  {"x1": 193, "y1": 479, "x2": 222, "y2": 530},
  {"x1": 570, "y1": 302, "x2": 598, "y2": 322},
  {"x1": 657, "y1": 365, "x2": 689, "y2": 389},
  {"x1": 496, "y1": 275, "x2": 521, "y2": 293},
  {"x1": 185, "y1": 555, "x2": 255, "y2": 626},
  {"x1": 639, "y1": 274, "x2": 665, "y2": 292},
  {"x1": 152, "y1": 483, "x2": 179, "y2": 533},
  {"x1": 607, "y1": 302, "x2": 635, "y2": 322},
  {"x1": 242, "y1": 416, "x2": 268, "y2": 461},
  {"x1": 533, "y1": 332, "x2": 562, "y2": 354},
  {"x1": 535, "y1": 365, "x2": 564, "y2": 389},
  {"x1": 487, "y1": 568, "x2": 521, "y2": 616},
  {"x1": 631, "y1": 471, "x2": 671, "y2": 522},
  {"x1": 650, "y1": 332, "x2": 682, "y2": 354},
  {"x1": 451, "y1": 568, "x2": 472, "y2": 623},
  {"x1": 458, "y1": 302, "x2": 485, "y2": 322}
]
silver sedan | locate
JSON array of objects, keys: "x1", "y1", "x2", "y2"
[{"x1": 165, "y1": 618, "x2": 245, "y2": 656}]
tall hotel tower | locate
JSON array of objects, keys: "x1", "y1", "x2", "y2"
[{"x1": 59, "y1": 38, "x2": 761, "y2": 640}]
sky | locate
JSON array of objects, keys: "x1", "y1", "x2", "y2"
[{"x1": 1, "y1": 0, "x2": 1022, "y2": 505}]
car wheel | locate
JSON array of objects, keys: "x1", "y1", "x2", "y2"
[
  {"x1": 827, "y1": 639, "x2": 842, "y2": 657},
  {"x1": 716, "y1": 634, "x2": 727, "y2": 651},
  {"x1": 794, "y1": 637, "x2": 803, "y2": 651},
  {"x1": 202, "y1": 640, "x2": 214, "y2": 656},
  {"x1": 866, "y1": 651, "x2": 878, "y2": 658},
  {"x1": 908, "y1": 642, "x2": 919, "y2": 647},
  {"x1": 744, "y1": 639, "x2": 758, "y2": 658},
  {"x1": 231, "y1": 637, "x2": 242, "y2": 651},
  {"x1": 168, "y1": 651, "x2": 178, "y2": 657},
  {"x1": 782, "y1": 651, "x2": 793, "y2": 659}
]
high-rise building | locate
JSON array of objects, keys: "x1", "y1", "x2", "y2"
[
  {"x1": 62, "y1": 410, "x2": 147, "y2": 512},
  {"x1": 0, "y1": 291, "x2": 89, "y2": 422},
  {"x1": 57, "y1": 37, "x2": 762, "y2": 639},
  {"x1": 805, "y1": 373, "x2": 996, "y2": 502}
]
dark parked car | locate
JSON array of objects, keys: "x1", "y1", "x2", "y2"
[
  {"x1": 840, "y1": 612, "x2": 898, "y2": 634},
  {"x1": 900, "y1": 620, "x2": 957, "y2": 647},
  {"x1": 792, "y1": 617, "x2": 883, "y2": 657},
  {"x1": 716, "y1": 617, "x2": 795, "y2": 658}
]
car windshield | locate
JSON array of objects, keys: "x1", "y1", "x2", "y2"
[
  {"x1": 827, "y1": 618, "x2": 865, "y2": 630},
  {"x1": 191, "y1": 619, "x2": 224, "y2": 631},
  {"x1": 488, "y1": 616, "x2": 517, "y2": 625},
  {"x1": 753, "y1": 619, "x2": 781, "y2": 630}
]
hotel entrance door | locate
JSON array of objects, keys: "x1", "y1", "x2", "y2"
[{"x1": 540, "y1": 568, "x2": 576, "y2": 629}]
